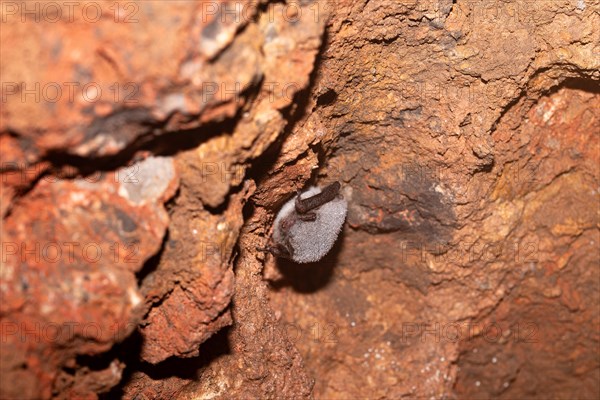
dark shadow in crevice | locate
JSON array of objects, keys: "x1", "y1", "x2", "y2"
[
  {"x1": 4, "y1": 105, "x2": 246, "y2": 211},
  {"x1": 491, "y1": 74, "x2": 600, "y2": 132},
  {"x1": 139, "y1": 326, "x2": 232, "y2": 381},
  {"x1": 96, "y1": 331, "x2": 141, "y2": 400},
  {"x1": 101, "y1": 326, "x2": 232, "y2": 399},
  {"x1": 135, "y1": 229, "x2": 169, "y2": 286},
  {"x1": 37, "y1": 64, "x2": 267, "y2": 186},
  {"x1": 201, "y1": 191, "x2": 233, "y2": 216},
  {"x1": 556, "y1": 76, "x2": 600, "y2": 95},
  {"x1": 316, "y1": 87, "x2": 338, "y2": 108},
  {"x1": 247, "y1": 27, "x2": 330, "y2": 190},
  {"x1": 43, "y1": 112, "x2": 239, "y2": 178}
]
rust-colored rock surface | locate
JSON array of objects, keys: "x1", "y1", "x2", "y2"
[
  {"x1": 1, "y1": 157, "x2": 178, "y2": 399},
  {"x1": 259, "y1": 1, "x2": 600, "y2": 399},
  {"x1": 2, "y1": 0, "x2": 323, "y2": 398},
  {"x1": 1, "y1": 0, "x2": 599, "y2": 399}
]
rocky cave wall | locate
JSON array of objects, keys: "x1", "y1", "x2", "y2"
[{"x1": 1, "y1": 0, "x2": 599, "y2": 399}]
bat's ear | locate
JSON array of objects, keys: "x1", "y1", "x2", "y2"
[
  {"x1": 256, "y1": 245, "x2": 276, "y2": 254},
  {"x1": 256, "y1": 244, "x2": 281, "y2": 256},
  {"x1": 257, "y1": 243, "x2": 293, "y2": 259}
]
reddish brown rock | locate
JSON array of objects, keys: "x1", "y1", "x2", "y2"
[
  {"x1": 1, "y1": 0, "x2": 599, "y2": 399},
  {"x1": 2, "y1": 0, "x2": 325, "y2": 396},
  {"x1": 136, "y1": 179, "x2": 249, "y2": 364},
  {"x1": 1, "y1": 157, "x2": 177, "y2": 399},
  {"x1": 260, "y1": 1, "x2": 599, "y2": 399},
  {"x1": 1, "y1": 1, "x2": 263, "y2": 159},
  {"x1": 123, "y1": 0, "x2": 326, "y2": 394}
]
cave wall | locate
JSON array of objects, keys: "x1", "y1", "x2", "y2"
[
  {"x1": 1, "y1": 0, "x2": 599, "y2": 399},
  {"x1": 261, "y1": 1, "x2": 600, "y2": 398}
]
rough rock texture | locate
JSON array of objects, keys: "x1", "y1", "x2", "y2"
[
  {"x1": 1, "y1": 0, "x2": 599, "y2": 399},
  {"x1": 260, "y1": 1, "x2": 600, "y2": 399},
  {"x1": 1, "y1": 157, "x2": 178, "y2": 399},
  {"x1": 2, "y1": 0, "x2": 323, "y2": 398}
]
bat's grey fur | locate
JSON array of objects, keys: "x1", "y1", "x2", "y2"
[{"x1": 268, "y1": 183, "x2": 347, "y2": 263}]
